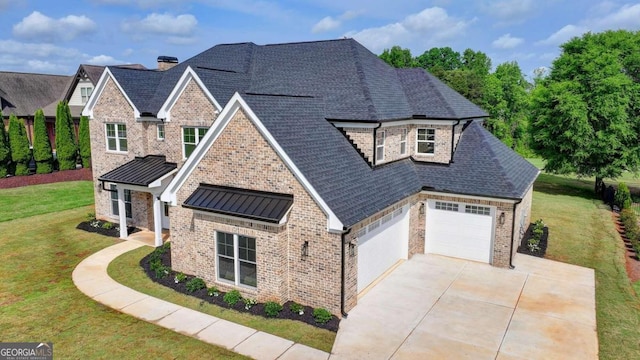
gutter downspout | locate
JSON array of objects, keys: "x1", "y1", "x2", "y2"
[
  {"x1": 509, "y1": 199, "x2": 523, "y2": 269},
  {"x1": 450, "y1": 119, "x2": 461, "y2": 162},
  {"x1": 340, "y1": 227, "x2": 352, "y2": 318},
  {"x1": 371, "y1": 123, "x2": 382, "y2": 166}
]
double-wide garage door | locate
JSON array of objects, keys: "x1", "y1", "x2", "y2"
[
  {"x1": 357, "y1": 205, "x2": 409, "y2": 293},
  {"x1": 425, "y1": 200, "x2": 495, "y2": 263}
]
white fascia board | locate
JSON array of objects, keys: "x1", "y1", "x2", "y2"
[
  {"x1": 160, "y1": 92, "x2": 344, "y2": 232},
  {"x1": 331, "y1": 122, "x2": 378, "y2": 129},
  {"x1": 420, "y1": 190, "x2": 519, "y2": 204},
  {"x1": 82, "y1": 67, "x2": 141, "y2": 119},
  {"x1": 148, "y1": 168, "x2": 178, "y2": 189},
  {"x1": 156, "y1": 66, "x2": 222, "y2": 122}
]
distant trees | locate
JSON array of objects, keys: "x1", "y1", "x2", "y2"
[
  {"x1": 379, "y1": 46, "x2": 416, "y2": 68},
  {"x1": 78, "y1": 116, "x2": 91, "y2": 168},
  {"x1": 32, "y1": 109, "x2": 53, "y2": 174},
  {"x1": 55, "y1": 101, "x2": 78, "y2": 171},
  {"x1": 8, "y1": 114, "x2": 31, "y2": 176},
  {"x1": 0, "y1": 111, "x2": 10, "y2": 177}
]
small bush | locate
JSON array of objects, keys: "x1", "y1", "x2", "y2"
[
  {"x1": 289, "y1": 302, "x2": 304, "y2": 314},
  {"x1": 101, "y1": 221, "x2": 114, "y2": 230},
  {"x1": 264, "y1": 301, "x2": 283, "y2": 317},
  {"x1": 185, "y1": 277, "x2": 206, "y2": 292},
  {"x1": 620, "y1": 209, "x2": 640, "y2": 242},
  {"x1": 86, "y1": 212, "x2": 96, "y2": 221},
  {"x1": 149, "y1": 259, "x2": 170, "y2": 279},
  {"x1": 243, "y1": 298, "x2": 257, "y2": 310},
  {"x1": 174, "y1": 272, "x2": 187, "y2": 283},
  {"x1": 223, "y1": 290, "x2": 242, "y2": 306},
  {"x1": 313, "y1": 308, "x2": 332, "y2": 324},
  {"x1": 527, "y1": 218, "x2": 545, "y2": 253},
  {"x1": 207, "y1": 287, "x2": 220, "y2": 297},
  {"x1": 615, "y1": 183, "x2": 632, "y2": 209}
]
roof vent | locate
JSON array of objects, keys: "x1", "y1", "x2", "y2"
[{"x1": 157, "y1": 56, "x2": 178, "y2": 71}]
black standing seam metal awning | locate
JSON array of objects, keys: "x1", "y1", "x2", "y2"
[
  {"x1": 98, "y1": 155, "x2": 177, "y2": 187},
  {"x1": 183, "y1": 184, "x2": 294, "y2": 224}
]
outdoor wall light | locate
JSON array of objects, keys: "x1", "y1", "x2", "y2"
[
  {"x1": 419, "y1": 202, "x2": 425, "y2": 215},
  {"x1": 499, "y1": 212, "x2": 506, "y2": 225},
  {"x1": 301, "y1": 241, "x2": 309, "y2": 257}
]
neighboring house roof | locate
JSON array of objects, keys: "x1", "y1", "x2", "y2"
[
  {"x1": 183, "y1": 184, "x2": 294, "y2": 224},
  {"x1": 98, "y1": 155, "x2": 177, "y2": 186},
  {"x1": 0, "y1": 71, "x2": 71, "y2": 117}
]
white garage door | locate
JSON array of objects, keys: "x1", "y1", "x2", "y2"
[
  {"x1": 357, "y1": 205, "x2": 409, "y2": 293},
  {"x1": 425, "y1": 200, "x2": 494, "y2": 263}
]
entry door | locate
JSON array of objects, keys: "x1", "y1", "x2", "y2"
[{"x1": 162, "y1": 202, "x2": 171, "y2": 229}]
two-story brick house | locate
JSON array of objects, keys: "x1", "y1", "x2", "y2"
[{"x1": 83, "y1": 39, "x2": 539, "y2": 316}]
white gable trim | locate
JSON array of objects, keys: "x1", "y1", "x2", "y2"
[
  {"x1": 156, "y1": 66, "x2": 222, "y2": 122},
  {"x1": 161, "y1": 92, "x2": 344, "y2": 232},
  {"x1": 81, "y1": 68, "x2": 141, "y2": 119}
]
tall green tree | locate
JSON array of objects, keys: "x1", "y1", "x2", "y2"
[
  {"x1": 55, "y1": 101, "x2": 78, "y2": 171},
  {"x1": 8, "y1": 114, "x2": 31, "y2": 176},
  {"x1": 416, "y1": 47, "x2": 462, "y2": 78},
  {"x1": 0, "y1": 112, "x2": 10, "y2": 177},
  {"x1": 530, "y1": 30, "x2": 640, "y2": 191},
  {"x1": 78, "y1": 115, "x2": 91, "y2": 168},
  {"x1": 379, "y1": 45, "x2": 416, "y2": 68},
  {"x1": 32, "y1": 109, "x2": 53, "y2": 174},
  {"x1": 461, "y1": 49, "x2": 492, "y2": 76}
]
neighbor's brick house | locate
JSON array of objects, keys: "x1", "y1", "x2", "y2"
[{"x1": 83, "y1": 39, "x2": 539, "y2": 316}]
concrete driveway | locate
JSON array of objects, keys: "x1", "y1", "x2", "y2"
[{"x1": 331, "y1": 253, "x2": 597, "y2": 359}]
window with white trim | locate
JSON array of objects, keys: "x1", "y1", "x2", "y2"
[
  {"x1": 80, "y1": 86, "x2": 93, "y2": 104},
  {"x1": 400, "y1": 128, "x2": 407, "y2": 155},
  {"x1": 105, "y1": 123, "x2": 127, "y2": 152},
  {"x1": 110, "y1": 184, "x2": 132, "y2": 218},
  {"x1": 417, "y1": 128, "x2": 435, "y2": 154},
  {"x1": 435, "y1": 201, "x2": 458, "y2": 212},
  {"x1": 217, "y1": 231, "x2": 257, "y2": 288},
  {"x1": 465, "y1": 205, "x2": 491, "y2": 216},
  {"x1": 157, "y1": 124, "x2": 165, "y2": 140},
  {"x1": 183, "y1": 127, "x2": 207, "y2": 158},
  {"x1": 376, "y1": 130, "x2": 385, "y2": 162}
]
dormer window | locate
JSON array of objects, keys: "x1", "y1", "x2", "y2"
[
  {"x1": 417, "y1": 128, "x2": 435, "y2": 155},
  {"x1": 376, "y1": 130, "x2": 385, "y2": 162}
]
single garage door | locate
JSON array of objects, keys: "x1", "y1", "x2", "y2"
[
  {"x1": 357, "y1": 205, "x2": 409, "y2": 293},
  {"x1": 425, "y1": 200, "x2": 494, "y2": 263}
]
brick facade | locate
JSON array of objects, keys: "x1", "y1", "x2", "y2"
[{"x1": 343, "y1": 128, "x2": 373, "y2": 162}]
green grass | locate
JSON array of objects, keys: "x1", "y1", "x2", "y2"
[
  {"x1": 531, "y1": 173, "x2": 640, "y2": 360},
  {"x1": 527, "y1": 158, "x2": 640, "y2": 189},
  {"x1": 108, "y1": 246, "x2": 336, "y2": 352},
  {"x1": 0, "y1": 206, "x2": 246, "y2": 359},
  {"x1": 0, "y1": 181, "x2": 94, "y2": 222}
]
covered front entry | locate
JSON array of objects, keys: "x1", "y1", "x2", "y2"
[
  {"x1": 357, "y1": 205, "x2": 409, "y2": 293},
  {"x1": 425, "y1": 200, "x2": 494, "y2": 263}
]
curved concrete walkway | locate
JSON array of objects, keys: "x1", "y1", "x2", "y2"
[{"x1": 72, "y1": 241, "x2": 329, "y2": 360}]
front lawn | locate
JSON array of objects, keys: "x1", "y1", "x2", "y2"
[{"x1": 531, "y1": 173, "x2": 640, "y2": 360}]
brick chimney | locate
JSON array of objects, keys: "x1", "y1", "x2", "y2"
[{"x1": 157, "y1": 56, "x2": 178, "y2": 71}]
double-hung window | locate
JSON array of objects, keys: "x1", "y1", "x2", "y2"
[
  {"x1": 110, "y1": 184, "x2": 132, "y2": 218},
  {"x1": 376, "y1": 130, "x2": 385, "y2": 162},
  {"x1": 157, "y1": 124, "x2": 165, "y2": 140},
  {"x1": 417, "y1": 128, "x2": 435, "y2": 154},
  {"x1": 217, "y1": 231, "x2": 257, "y2": 288},
  {"x1": 183, "y1": 127, "x2": 207, "y2": 158},
  {"x1": 105, "y1": 123, "x2": 127, "y2": 152},
  {"x1": 400, "y1": 128, "x2": 407, "y2": 155},
  {"x1": 81, "y1": 86, "x2": 93, "y2": 104}
]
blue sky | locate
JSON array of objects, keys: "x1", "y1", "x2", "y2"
[{"x1": 1, "y1": 0, "x2": 639, "y2": 80}]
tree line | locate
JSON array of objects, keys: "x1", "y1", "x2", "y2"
[
  {"x1": 0, "y1": 101, "x2": 91, "y2": 177},
  {"x1": 381, "y1": 29, "x2": 640, "y2": 190}
]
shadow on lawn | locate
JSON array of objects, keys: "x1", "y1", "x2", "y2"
[{"x1": 533, "y1": 173, "x2": 597, "y2": 200}]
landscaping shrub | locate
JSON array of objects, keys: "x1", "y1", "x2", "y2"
[
  {"x1": 78, "y1": 115, "x2": 91, "y2": 168},
  {"x1": 185, "y1": 277, "x2": 206, "y2": 293},
  {"x1": 223, "y1": 290, "x2": 242, "y2": 306},
  {"x1": 615, "y1": 183, "x2": 632, "y2": 209},
  {"x1": 264, "y1": 301, "x2": 283, "y2": 317},
  {"x1": 55, "y1": 101, "x2": 78, "y2": 171},
  {"x1": 174, "y1": 272, "x2": 187, "y2": 283},
  {"x1": 289, "y1": 302, "x2": 304, "y2": 315},
  {"x1": 527, "y1": 218, "x2": 545, "y2": 253},
  {"x1": 32, "y1": 109, "x2": 53, "y2": 174},
  {"x1": 207, "y1": 286, "x2": 220, "y2": 297},
  {"x1": 149, "y1": 259, "x2": 170, "y2": 279},
  {"x1": 620, "y1": 208, "x2": 640, "y2": 244},
  {"x1": 243, "y1": 298, "x2": 257, "y2": 310},
  {"x1": 313, "y1": 308, "x2": 332, "y2": 324},
  {"x1": 8, "y1": 115, "x2": 31, "y2": 176},
  {"x1": 0, "y1": 112, "x2": 9, "y2": 178}
]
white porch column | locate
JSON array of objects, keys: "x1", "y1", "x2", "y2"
[
  {"x1": 153, "y1": 194, "x2": 163, "y2": 247},
  {"x1": 117, "y1": 186, "x2": 128, "y2": 239}
]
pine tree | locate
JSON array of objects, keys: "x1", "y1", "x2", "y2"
[
  {"x1": 32, "y1": 109, "x2": 53, "y2": 174},
  {"x1": 0, "y1": 111, "x2": 10, "y2": 177},
  {"x1": 78, "y1": 116, "x2": 91, "y2": 168},
  {"x1": 8, "y1": 114, "x2": 31, "y2": 176},
  {"x1": 55, "y1": 101, "x2": 78, "y2": 170}
]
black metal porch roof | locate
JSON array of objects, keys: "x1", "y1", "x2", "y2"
[{"x1": 98, "y1": 155, "x2": 177, "y2": 186}]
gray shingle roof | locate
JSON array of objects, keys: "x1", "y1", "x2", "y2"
[
  {"x1": 0, "y1": 71, "x2": 71, "y2": 117},
  {"x1": 98, "y1": 155, "x2": 177, "y2": 186}
]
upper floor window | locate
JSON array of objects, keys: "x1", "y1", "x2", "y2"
[
  {"x1": 81, "y1": 86, "x2": 93, "y2": 104},
  {"x1": 217, "y1": 231, "x2": 257, "y2": 288},
  {"x1": 105, "y1": 123, "x2": 127, "y2": 152},
  {"x1": 400, "y1": 128, "x2": 407, "y2": 155},
  {"x1": 110, "y1": 184, "x2": 132, "y2": 218},
  {"x1": 376, "y1": 130, "x2": 385, "y2": 162},
  {"x1": 157, "y1": 123, "x2": 165, "y2": 140},
  {"x1": 183, "y1": 127, "x2": 207, "y2": 158},
  {"x1": 417, "y1": 128, "x2": 435, "y2": 154}
]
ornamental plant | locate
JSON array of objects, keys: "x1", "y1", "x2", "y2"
[
  {"x1": 55, "y1": 101, "x2": 78, "y2": 170},
  {"x1": 207, "y1": 287, "x2": 220, "y2": 297},
  {"x1": 614, "y1": 182, "x2": 632, "y2": 209},
  {"x1": 312, "y1": 308, "x2": 332, "y2": 324},
  {"x1": 8, "y1": 114, "x2": 31, "y2": 175},
  {"x1": 223, "y1": 290, "x2": 242, "y2": 306},
  {"x1": 264, "y1": 301, "x2": 283, "y2": 317},
  {"x1": 78, "y1": 115, "x2": 91, "y2": 168},
  {"x1": 32, "y1": 109, "x2": 53, "y2": 174},
  {"x1": 185, "y1": 277, "x2": 206, "y2": 292},
  {"x1": 0, "y1": 111, "x2": 11, "y2": 177},
  {"x1": 289, "y1": 302, "x2": 304, "y2": 315}
]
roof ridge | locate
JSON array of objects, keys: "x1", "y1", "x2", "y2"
[
  {"x1": 423, "y1": 71, "x2": 458, "y2": 117},
  {"x1": 0, "y1": 71, "x2": 70, "y2": 78},
  {"x1": 263, "y1": 38, "x2": 352, "y2": 47},
  {"x1": 349, "y1": 40, "x2": 377, "y2": 120},
  {"x1": 470, "y1": 122, "x2": 519, "y2": 195}
]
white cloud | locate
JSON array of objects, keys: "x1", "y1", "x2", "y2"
[
  {"x1": 26, "y1": 60, "x2": 69, "y2": 73},
  {"x1": 346, "y1": 7, "x2": 474, "y2": 53},
  {"x1": 0, "y1": 39, "x2": 82, "y2": 58},
  {"x1": 592, "y1": 3, "x2": 640, "y2": 30},
  {"x1": 13, "y1": 11, "x2": 97, "y2": 43},
  {"x1": 122, "y1": 48, "x2": 134, "y2": 57},
  {"x1": 122, "y1": 13, "x2": 197, "y2": 36},
  {"x1": 536, "y1": 24, "x2": 588, "y2": 46},
  {"x1": 492, "y1": 33, "x2": 524, "y2": 49},
  {"x1": 312, "y1": 16, "x2": 341, "y2": 33},
  {"x1": 481, "y1": 0, "x2": 534, "y2": 20},
  {"x1": 92, "y1": 0, "x2": 184, "y2": 8},
  {"x1": 86, "y1": 55, "x2": 121, "y2": 65}
]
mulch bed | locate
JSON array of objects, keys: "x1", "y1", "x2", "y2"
[
  {"x1": 517, "y1": 223, "x2": 549, "y2": 257},
  {"x1": 611, "y1": 212, "x2": 640, "y2": 283},
  {"x1": 140, "y1": 249, "x2": 340, "y2": 332},
  {"x1": 0, "y1": 168, "x2": 92, "y2": 189},
  {"x1": 76, "y1": 220, "x2": 141, "y2": 238}
]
